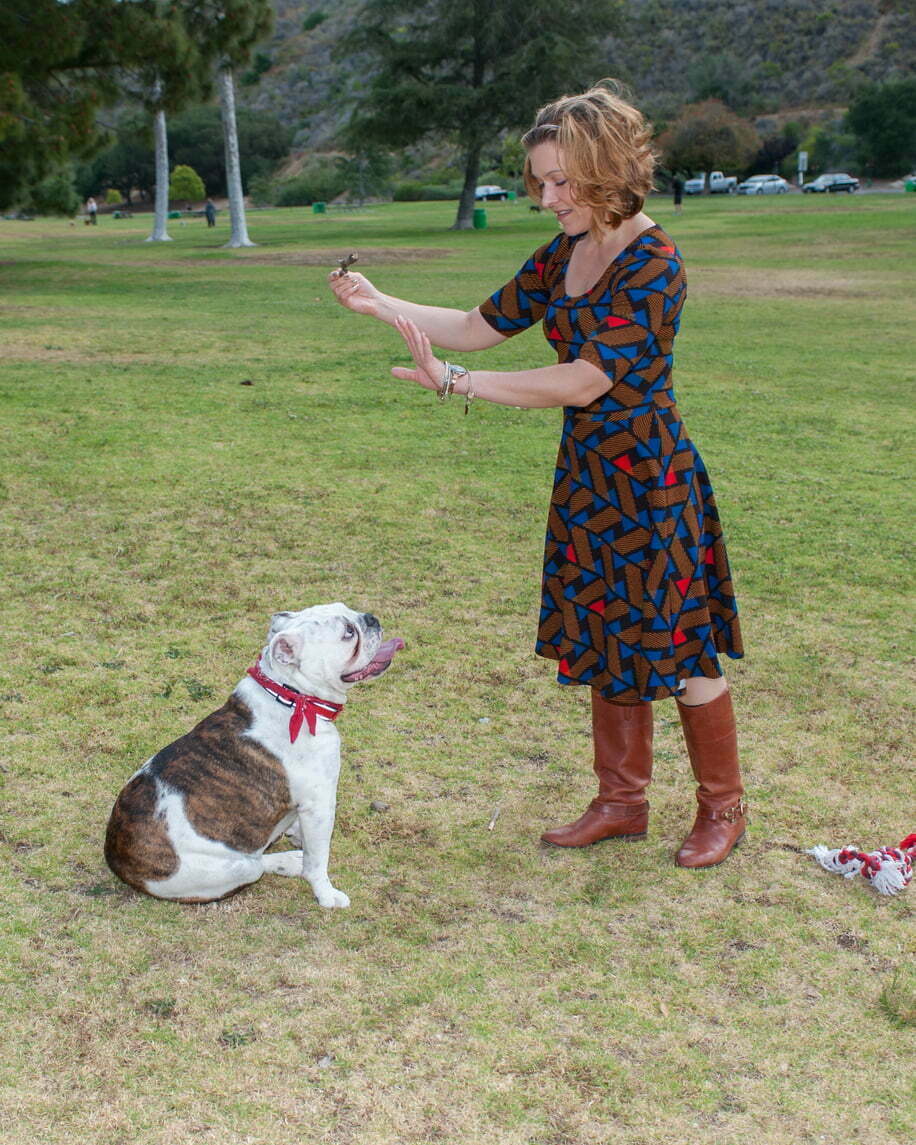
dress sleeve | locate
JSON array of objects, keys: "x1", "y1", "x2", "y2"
[
  {"x1": 478, "y1": 238, "x2": 561, "y2": 337},
  {"x1": 577, "y1": 249, "x2": 686, "y2": 386}
]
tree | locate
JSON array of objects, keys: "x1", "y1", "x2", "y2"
[
  {"x1": 753, "y1": 121, "x2": 802, "y2": 176},
  {"x1": 170, "y1": 164, "x2": 206, "y2": 202},
  {"x1": 76, "y1": 111, "x2": 156, "y2": 204},
  {"x1": 183, "y1": 0, "x2": 274, "y2": 248},
  {"x1": 0, "y1": 0, "x2": 199, "y2": 211},
  {"x1": 658, "y1": 100, "x2": 760, "y2": 177},
  {"x1": 21, "y1": 166, "x2": 81, "y2": 216},
  {"x1": 109, "y1": 3, "x2": 212, "y2": 243},
  {"x1": 341, "y1": 0, "x2": 621, "y2": 229},
  {"x1": 168, "y1": 104, "x2": 292, "y2": 196},
  {"x1": 846, "y1": 80, "x2": 916, "y2": 178}
]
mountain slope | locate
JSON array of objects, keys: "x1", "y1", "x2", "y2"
[{"x1": 237, "y1": 0, "x2": 916, "y2": 148}]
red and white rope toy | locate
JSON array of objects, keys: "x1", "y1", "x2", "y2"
[{"x1": 807, "y1": 833, "x2": 916, "y2": 896}]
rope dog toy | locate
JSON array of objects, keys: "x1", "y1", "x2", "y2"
[{"x1": 806, "y1": 833, "x2": 916, "y2": 895}]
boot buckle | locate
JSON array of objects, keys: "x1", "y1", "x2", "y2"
[{"x1": 720, "y1": 799, "x2": 747, "y2": 824}]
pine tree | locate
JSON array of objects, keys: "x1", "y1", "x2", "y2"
[
  {"x1": 341, "y1": 0, "x2": 621, "y2": 229},
  {"x1": 0, "y1": 0, "x2": 201, "y2": 211}
]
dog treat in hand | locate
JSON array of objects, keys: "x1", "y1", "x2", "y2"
[{"x1": 336, "y1": 252, "x2": 358, "y2": 276}]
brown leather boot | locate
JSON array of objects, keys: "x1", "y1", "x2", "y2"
[
  {"x1": 541, "y1": 694, "x2": 653, "y2": 847},
  {"x1": 675, "y1": 688, "x2": 747, "y2": 868}
]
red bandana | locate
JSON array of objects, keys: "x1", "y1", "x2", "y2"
[{"x1": 246, "y1": 659, "x2": 343, "y2": 743}]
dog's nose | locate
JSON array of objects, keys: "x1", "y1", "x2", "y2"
[{"x1": 363, "y1": 613, "x2": 381, "y2": 631}]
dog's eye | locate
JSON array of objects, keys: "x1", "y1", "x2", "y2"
[{"x1": 343, "y1": 623, "x2": 357, "y2": 641}]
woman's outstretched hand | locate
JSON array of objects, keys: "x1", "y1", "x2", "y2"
[
  {"x1": 328, "y1": 269, "x2": 384, "y2": 317},
  {"x1": 391, "y1": 315, "x2": 444, "y2": 393}
]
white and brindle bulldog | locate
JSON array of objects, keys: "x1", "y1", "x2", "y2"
[{"x1": 105, "y1": 604, "x2": 403, "y2": 907}]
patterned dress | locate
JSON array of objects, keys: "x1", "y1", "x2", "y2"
[{"x1": 479, "y1": 225, "x2": 743, "y2": 704}]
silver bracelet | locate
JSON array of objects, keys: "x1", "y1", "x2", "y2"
[{"x1": 438, "y1": 361, "x2": 468, "y2": 402}]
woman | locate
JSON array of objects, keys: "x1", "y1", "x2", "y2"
[{"x1": 329, "y1": 81, "x2": 746, "y2": 868}]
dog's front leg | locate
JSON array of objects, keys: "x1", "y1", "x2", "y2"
[{"x1": 296, "y1": 799, "x2": 349, "y2": 909}]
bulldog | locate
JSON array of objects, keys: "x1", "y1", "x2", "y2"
[{"x1": 104, "y1": 604, "x2": 403, "y2": 907}]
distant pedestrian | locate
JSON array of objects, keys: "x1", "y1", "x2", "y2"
[
  {"x1": 672, "y1": 175, "x2": 683, "y2": 215},
  {"x1": 86, "y1": 197, "x2": 98, "y2": 225},
  {"x1": 204, "y1": 198, "x2": 217, "y2": 227}
]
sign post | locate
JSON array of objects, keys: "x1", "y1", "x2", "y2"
[{"x1": 797, "y1": 150, "x2": 808, "y2": 187}]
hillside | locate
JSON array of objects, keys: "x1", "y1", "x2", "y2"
[{"x1": 237, "y1": 0, "x2": 915, "y2": 150}]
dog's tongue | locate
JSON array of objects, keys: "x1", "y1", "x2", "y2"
[{"x1": 342, "y1": 637, "x2": 405, "y2": 683}]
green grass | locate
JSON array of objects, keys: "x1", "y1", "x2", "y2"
[{"x1": 1, "y1": 195, "x2": 914, "y2": 1144}]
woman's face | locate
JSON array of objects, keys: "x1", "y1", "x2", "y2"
[{"x1": 527, "y1": 141, "x2": 592, "y2": 236}]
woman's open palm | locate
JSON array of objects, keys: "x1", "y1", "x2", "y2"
[{"x1": 391, "y1": 316, "x2": 443, "y2": 392}]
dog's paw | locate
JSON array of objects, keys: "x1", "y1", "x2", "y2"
[{"x1": 315, "y1": 886, "x2": 350, "y2": 909}]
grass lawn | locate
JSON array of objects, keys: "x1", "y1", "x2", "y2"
[{"x1": 0, "y1": 193, "x2": 913, "y2": 1144}]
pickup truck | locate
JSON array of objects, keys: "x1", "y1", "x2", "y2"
[{"x1": 683, "y1": 171, "x2": 738, "y2": 195}]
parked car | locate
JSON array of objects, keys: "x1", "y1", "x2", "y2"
[
  {"x1": 802, "y1": 173, "x2": 859, "y2": 194},
  {"x1": 683, "y1": 171, "x2": 738, "y2": 195},
  {"x1": 736, "y1": 174, "x2": 791, "y2": 195},
  {"x1": 475, "y1": 184, "x2": 509, "y2": 200}
]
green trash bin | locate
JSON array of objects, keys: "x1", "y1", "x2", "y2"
[
  {"x1": 473, "y1": 207, "x2": 488, "y2": 229},
  {"x1": 312, "y1": 201, "x2": 326, "y2": 214},
  {"x1": 507, "y1": 190, "x2": 516, "y2": 202}
]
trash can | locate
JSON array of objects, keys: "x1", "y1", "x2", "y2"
[
  {"x1": 473, "y1": 207, "x2": 487, "y2": 229},
  {"x1": 312, "y1": 201, "x2": 326, "y2": 214},
  {"x1": 507, "y1": 191, "x2": 516, "y2": 202}
]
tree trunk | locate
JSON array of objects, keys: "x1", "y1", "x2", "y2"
[
  {"x1": 451, "y1": 141, "x2": 483, "y2": 230},
  {"x1": 218, "y1": 66, "x2": 255, "y2": 248},
  {"x1": 145, "y1": 106, "x2": 171, "y2": 242}
]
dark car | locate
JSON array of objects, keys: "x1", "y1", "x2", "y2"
[{"x1": 802, "y1": 173, "x2": 859, "y2": 194}]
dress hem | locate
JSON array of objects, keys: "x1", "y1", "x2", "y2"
[{"x1": 535, "y1": 644, "x2": 744, "y2": 703}]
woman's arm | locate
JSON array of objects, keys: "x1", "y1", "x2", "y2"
[
  {"x1": 392, "y1": 316, "x2": 610, "y2": 409},
  {"x1": 329, "y1": 269, "x2": 505, "y2": 351}
]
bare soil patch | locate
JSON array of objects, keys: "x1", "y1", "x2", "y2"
[
  {"x1": 689, "y1": 266, "x2": 879, "y2": 299},
  {"x1": 218, "y1": 246, "x2": 453, "y2": 266}
]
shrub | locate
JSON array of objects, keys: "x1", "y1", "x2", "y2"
[
  {"x1": 273, "y1": 158, "x2": 348, "y2": 206},
  {"x1": 393, "y1": 181, "x2": 423, "y2": 201},
  {"x1": 169, "y1": 164, "x2": 205, "y2": 202},
  {"x1": 105, "y1": 188, "x2": 122, "y2": 205},
  {"x1": 22, "y1": 167, "x2": 80, "y2": 216},
  {"x1": 247, "y1": 174, "x2": 276, "y2": 207},
  {"x1": 393, "y1": 181, "x2": 462, "y2": 201}
]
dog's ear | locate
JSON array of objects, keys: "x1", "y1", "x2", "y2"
[
  {"x1": 270, "y1": 629, "x2": 304, "y2": 667},
  {"x1": 267, "y1": 610, "x2": 295, "y2": 639}
]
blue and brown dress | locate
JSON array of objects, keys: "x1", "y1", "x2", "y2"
[{"x1": 479, "y1": 224, "x2": 744, "y2": 703}]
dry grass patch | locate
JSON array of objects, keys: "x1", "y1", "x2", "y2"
[{"x1": 688, "y1": 265, "x2": 890, "y2": 299}]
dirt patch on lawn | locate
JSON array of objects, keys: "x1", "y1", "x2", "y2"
[
  {"x1": 209, "y1": 246, "x2": 454, "y2": 267},
  {"x1": 689, "y1": 266, "x2": 880, "y2": 300}
]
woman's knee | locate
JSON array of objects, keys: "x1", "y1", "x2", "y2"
[{"x1": 677, "y1": 675, "x2": 728, "y2": 707}]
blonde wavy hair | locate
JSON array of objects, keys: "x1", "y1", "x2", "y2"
[{"x1": 521, "y1": 80, "x2": 656, "y2": 236}]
